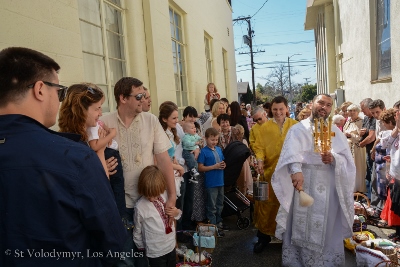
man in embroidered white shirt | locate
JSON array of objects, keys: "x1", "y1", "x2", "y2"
[{"x1": 101, "y1": 77, "x2": 175, "y2": 267}]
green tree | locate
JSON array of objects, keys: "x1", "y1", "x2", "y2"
[
  {"x1": 300, "y1": 84, "x2": 317, "y2": 102},
  {"x1": 256, "y1": 83, "x2": 265, "y2": 94},
  {"x1": 242, "y1": 86, "x2": 253, "y2": 104}
]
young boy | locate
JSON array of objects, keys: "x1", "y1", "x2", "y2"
[
  {"x1": 198, "y1": 128, "x2": 226, "y2": 237},
  {"x1": 181, "y1": 122, "x2": 202, "y2": 183}
]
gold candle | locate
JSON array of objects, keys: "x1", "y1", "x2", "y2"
[
  {"x1": 319, "y1": 118, "x2": 325, "y2": 152},
  {"x1": 328, "y1": 116, "x2": 332, "y2": 151},
  {"x1": 314, "y1": 118, "x2": 318, "y2": 152}
]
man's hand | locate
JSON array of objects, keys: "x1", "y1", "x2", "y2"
[
  {"x1": 191, "y1": 148, "x2": 200, "y2": 160},
  {"x1": 291, "y1": 172, "x2": 304, "y2": 191},
  {"x1": 321, "y1": 151, "x2": 334, "y2": 164},
  {"x1": 371, "y1": 149, "x2": 376, "y2": 161},
  {"x1": 257, "y1": 160, "x2": 264, "y2": 174},
  {"x1": 106, "y1": 156, "x2": 118, "y2": 175},
  {"x1": 165, "y1": 198, "x2": 176, "y2": 226}
]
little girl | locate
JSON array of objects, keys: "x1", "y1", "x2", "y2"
[
  {"x1": 204, "y1": 83, "x2": 220, "y2": 112},
  {"x1": 133, "y1": 166, "x2": 182, "y2": 267}
]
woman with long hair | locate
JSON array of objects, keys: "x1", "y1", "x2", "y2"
[
  {"x1": 158, "y1": 101, "x2": 185, "y2": 198},
  {"x1": 58, "y1": 83, "x2": 127, "y2": 220},
  {"x1": 230, "y1": 101, "x2": 249, "y2": 142},
  {"x1": 58, "y1": 83, "x2": 109, "y2": 175}
]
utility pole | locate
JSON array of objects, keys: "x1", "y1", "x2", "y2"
[
  {"x1": 304, "y1": 77, "x2": 311, "y2": 85},
  {"x1": 233, "y1": 16, "x2": 264, "y2": 105},
  {"x1": 287, "y1": 53, "x2": 301, "y2": 104}
]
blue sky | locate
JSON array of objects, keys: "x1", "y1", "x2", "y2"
[{"x1": 232, "y1": 0, "x2": 316, "y2": 88}]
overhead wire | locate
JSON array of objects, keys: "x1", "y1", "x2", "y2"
[{"x1": 251, "y1": 0, "x2": 270, "y2": 18}]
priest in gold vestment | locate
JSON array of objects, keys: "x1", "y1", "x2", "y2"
[{"x1": 252, "y1": 96, "x2": 297, "y2": 253}]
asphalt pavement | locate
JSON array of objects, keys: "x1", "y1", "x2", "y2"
[{"x1": 177, "y1": 208, "x2": 397, "y2": 266}]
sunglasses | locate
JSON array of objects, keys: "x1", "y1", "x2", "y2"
[
  {"x1": 128, "y1": 92, "x2": 146, "y2": 101},
  {"x1": 27, "y1": 81, "x2": 68, "y2": 102},
  {"x1": 253, "y1": 117, "x2": 263, "y2": 123}
]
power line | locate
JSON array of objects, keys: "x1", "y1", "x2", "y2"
[
  {"x1": 251, "y1": 0, "x2": 269, "y2": 18},
  {"x1": 235, "y1": 40, "x2": 314, "y2": 51}
]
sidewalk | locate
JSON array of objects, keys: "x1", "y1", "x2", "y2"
[{"x1": 178, "y1": 208, "x2": 396, "y2": 266}]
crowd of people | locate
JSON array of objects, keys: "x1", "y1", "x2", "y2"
[{"x1": 1, "y1": 46, "x2": 400, "y2": 267}]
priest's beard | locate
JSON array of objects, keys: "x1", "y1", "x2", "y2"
[{"x1": 311, "y1": 108, "x2": 329, "y2": 121}]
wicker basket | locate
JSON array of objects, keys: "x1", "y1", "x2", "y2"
[
  {"x1": 354, "y1": 192, "x2": 370, "y2": 217},
  {"x1": 361, "y1": 242, "x2": 398, "y2": 267},
  {"x1": 374, "y1": 260, "x2": 400, "y2": 267},
  {"x1": 194, "y1": 224, "x2": 217, "y2": 253}
]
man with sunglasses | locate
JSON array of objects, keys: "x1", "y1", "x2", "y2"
[
  {"x1": 101, "y1": 77, "x2": 175, "y2": 267},
  {"x1": 249, "y1": 107, "x2": 268, "y2": 151},
  {"x1": 0, "y1": 47, "x2": 127, "y2": 267}
]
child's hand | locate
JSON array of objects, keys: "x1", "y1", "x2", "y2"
[
  {"x1": 195, "y1": 141, "x2": 200, "y2": 145},
  {"x1": 108, "y1": 128, "x2": 117, "y2": 139},
  {"x1": 176, "y1": 165, "x2": 185, "y2": 176},
  {"x1": 215, "y1": 161, "x2": 226, "y2": 170},
  {"x1": 97, "y1": 128, "x2": 108, "y2": 151},
  {"x1": 165, "y1": 207, "x2": 180, "y2": 218},
  {"x1": 100, "y1": 121, "x2": 109, "y2": 131}
]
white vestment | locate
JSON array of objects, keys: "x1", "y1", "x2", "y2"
[{"x1": 272, "y1": 118, "x2": 356, "y2": 266}]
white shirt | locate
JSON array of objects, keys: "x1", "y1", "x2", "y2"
[
  {"x1": 87, "y1": 123, "x2": 118, "y2": 150},
  {"x1": 133, "y1": 191, "x2": 181, "y2": 258},
  {"x1": 101, "y1": 112, "x2": 171, "y2": 207}
]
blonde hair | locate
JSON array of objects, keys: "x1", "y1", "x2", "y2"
[
  {"x1": 340, "y1": 101, "x2": 352, "y2": 111},
  {"x1": 206, "y1": 83, "x2": 218, "y2": 93},
  {"x1": 211, "y1": 100, "x2": 223, "y2": 118},
  {"x1": 234, "y1": 124, "x2": 245, "y2": 138},
  {"x1": 297, "y1": 108, "x2": 311, "y2": 121},
  {"x1": 138, "y1": 165, "x2": 166, "y2": 198}
]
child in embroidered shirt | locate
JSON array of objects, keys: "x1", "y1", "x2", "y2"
[
  {"x1": 204, "y1": 83, "x2": 220, "y2": 112},
  {"x1": 133, "y1": 165, "x2": 182, "y2": 267},
  {"x1": 181, "y1": 122, "x2": 203, "y2": 183}
]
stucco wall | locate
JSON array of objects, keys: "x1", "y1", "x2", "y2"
[
  {"x1": 0, "y1": 0, "x2": 84, "y2": 87},
  {"x1": 0, "y1": 0, "x2": 237, "y2": 114},
  {"x1": 337, "y1": 0, "x2": 399, "y2": 107}
]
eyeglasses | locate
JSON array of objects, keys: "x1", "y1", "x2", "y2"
[
  {"x1": 240, "y1": 104, "x2": 245, "y2": 107},
  {"x1": 27, "y1": 81, "x2": 68, "y2": 102},
  {"x1": 253, "y1": 117, "x2": 263, "y2": 123},
  {"x1": 127, "y1": 92, "x2": 146, "y2": 101}
]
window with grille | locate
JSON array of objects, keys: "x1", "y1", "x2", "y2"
[
  {"x1": 78, "y1": 0, "x2": 126, "y2": 112},
  {"x1": 222, "y1": 49, "x2": 229, "y2": 97},
  {"x1": 204, "y1": 36, "x2": 213, "y2": 83},
  {"x1": 170, "y1": 7, "x2": 188, "y2": 109}
]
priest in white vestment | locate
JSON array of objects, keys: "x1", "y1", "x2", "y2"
[{"x1": 272, "y1": 94, "x2": 356, "y2": 266}]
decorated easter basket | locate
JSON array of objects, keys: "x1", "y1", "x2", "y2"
[
  {"x1": 354, "y1": 192, "x2": 370, "y2": 218},
  {"x1": 176, "y1": 247, "x2": 212, "y2": 267},
  {"x1": 361, "y1": 239, "x2": 398, "y2": 267}
]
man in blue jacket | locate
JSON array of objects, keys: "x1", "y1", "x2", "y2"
[{"x1": 0, "y1": 47, "x2": 127, "y2": 267}]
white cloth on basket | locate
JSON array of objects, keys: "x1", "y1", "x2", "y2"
[{"x1": 356, "y1": 245, "x2": 389, "y2": 267}]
